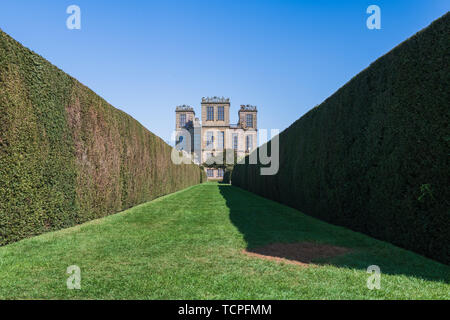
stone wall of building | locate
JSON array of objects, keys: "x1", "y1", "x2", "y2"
[{"x1": 175, "y1": 98, "x2": 258, "y2": 180}]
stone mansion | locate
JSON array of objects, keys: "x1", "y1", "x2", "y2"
[{"x1": 175, "y1": 97, "x2": 258, "y2": 179}]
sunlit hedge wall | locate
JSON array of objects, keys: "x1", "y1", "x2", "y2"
[
  {"x1": 232, "y1": 13, "x2": 449, "y2": 264},
  {"x1": 0, "y1": 30, "x2": 205, "y2": 245}
]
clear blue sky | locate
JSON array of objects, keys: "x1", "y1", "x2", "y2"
[{"x1": 1, "y1": 0, "x2": 448, "y2": 143}]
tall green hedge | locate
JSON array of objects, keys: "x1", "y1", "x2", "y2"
[
  {"x1": 232, "y1": 13, "x2": 450, "y2": 264},
  {"x1": 0, "y1": 30, "x2": 205, "y2": 245}
]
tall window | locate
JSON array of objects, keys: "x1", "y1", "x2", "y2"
[
  {"x1": 246, "y1": 135, "x2": 253, "y2": 151},
  {"x1": 217, "y1": 168, "x2": 224, "y2": 177},
  {"x1": 218, "y1": 106, "x2": 224, "y2": 121},
  {"x1": 246, "y1": 114, "x2": 253, "y2": 128},
  {"x1": 194, "y1": 133, "x2": 201, "y2": 150},
  {"x1": 207, "y1": 169, "x2": 214, "y2": 177},
  {"x1": 177, "y1": 135, "x2": 184, "y2": 150},
  {"x1": 206, "y1": 131, "x2": 214, "y2": 149},
  {"x1": 232, "y1": 133, "x2": 238, "y2": 150},
  {"x1": 217, "y1": 131, "x2": 224, "y2": 150},
  {"x1": 207, "y1": 107, "x2": 214, "y2": 121},
  {"x1": 180, "y1": 114, "x2": 186, "y2": 127}
]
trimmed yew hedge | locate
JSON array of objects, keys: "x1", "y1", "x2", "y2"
[
  {"x1": 232, "y1": 13, "x2": 450, "y2": 264},
  {"x1": 0, "y1": 30, "x2": 205, "y2": 245}
]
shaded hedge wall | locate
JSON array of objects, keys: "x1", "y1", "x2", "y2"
[
  {"x1": 232, "y1": 13, "x2": 449, "y2": 264},
  {"x1": 0, "y1": 30, "x2": 205, "y2": 245}
]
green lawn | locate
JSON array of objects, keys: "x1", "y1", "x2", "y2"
[{"x1": 0, "y1": 183, "x2": 448, "y2": 299}]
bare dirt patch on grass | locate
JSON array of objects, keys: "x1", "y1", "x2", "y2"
[{"x1": 243, "y1": 242, "x2": 351, "y2": 267}]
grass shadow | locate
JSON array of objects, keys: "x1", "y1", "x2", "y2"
[{"x1": 219, "y1": 184, "x2": 450, "y2": 284}]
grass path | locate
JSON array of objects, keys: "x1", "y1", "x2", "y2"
[{"x1": 0, "y1": 183, "x2": 448, "y2": 299}]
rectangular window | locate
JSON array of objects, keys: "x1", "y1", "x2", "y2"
[
  {"x1": 217, "y1": 168, "x2": 224, "y2": 177},
  {"x1": 218, "y1": 106, "x2": 224, "y2": 121},
  {"x1": 207, "y1": 107, "x2": 214, "y2": 121},
  {"x1": 232, "y1": 134, "x2": 238, "y2": 150},
  {"x1": 206, "y1": 131, "x2": 214, "y2": 149},
  {"x1": 217, "y1": 131, "x2": 224, "y2": 150},
  {"x1": 176, "y1": 135, "x2": 184, "y2": 150},
  {"x1": 207, "y1": 169, "x2": 214, "y2": 177},
  {"x1": 194, "y1": 133, "x2": 201, "y2": 150},
  {"x1": 246, "y1": 135, "x2": 253, "y2": 151},
  {"x1": 180, "y1": 114, "x2": 186, "y2": 127},
  {"x1": 246, "y1": 114, "x2": 253, "y2": 128}
]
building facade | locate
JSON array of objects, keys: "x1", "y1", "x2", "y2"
[{"x1": 175, "y1": 97, "x2": 258, "y2": 180}]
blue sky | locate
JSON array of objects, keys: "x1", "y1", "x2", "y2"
[{"x1": 0, "y1": 0, "x2": 448, "y2": 144}]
